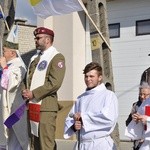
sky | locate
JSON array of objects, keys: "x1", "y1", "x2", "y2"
[{"x1": 15, "y1": 0, "x2": 37, "y2": 25}]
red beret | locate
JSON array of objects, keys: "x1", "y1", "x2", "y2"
[{"x1": 34, "y1": 27, "x2": 54, "y2": 37}]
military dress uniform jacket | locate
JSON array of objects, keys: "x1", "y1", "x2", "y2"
[{"x1": 27, "y1": 52, "x2": 66, "y2": 112}]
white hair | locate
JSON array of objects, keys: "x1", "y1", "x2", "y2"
[{"x1": 139, "y1": 81, "x2": 150, "y2": 89}]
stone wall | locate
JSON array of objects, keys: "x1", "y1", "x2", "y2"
[
  {"x1": 17, "y1": 23, "x2": 36, "y2": 54},
  {"x1": 15, "y1": 20, "x2": 37, "y2": 66}
]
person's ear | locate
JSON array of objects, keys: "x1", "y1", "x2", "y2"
[{"x1": 98, "y1": 75, "x2": 102, "y2": 82}]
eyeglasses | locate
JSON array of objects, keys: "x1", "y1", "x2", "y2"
[
  {"x1": 139, "y1": 93, "x2": 150, "y2": 97},
  {"x1": 34, "y1": 36, "x2": 45, "y2": 40}
]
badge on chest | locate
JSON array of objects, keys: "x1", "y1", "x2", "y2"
[{"x1": 38, "y1": 60, "x2": 47, "y2": 71}]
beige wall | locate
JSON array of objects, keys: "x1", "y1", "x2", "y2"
[{"x1": 18, "y1": 25, "x2": 36, "y2": 54}]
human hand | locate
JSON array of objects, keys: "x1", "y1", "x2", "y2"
[
  {"x1": 22, "y1": 89, "x2": 34, "y2": 100},
  {"x1": 132, "y1": 113, "x2": 148, "y2": 124},
  {"x1": 0, "y1": 57, "x2": 7, "y2": 68},
  {"x1": 132, "y1": 113, "x2": 140, "y2": 122},
  {"x1": 74, "y1": 120, "x2": 82, "y2": 131},
  {"x1": 138, "y1": 115, "x2": 148, "y2": 124},
  {"x1": 74, "y1": 112, "x2": 81, "y2": 121}
]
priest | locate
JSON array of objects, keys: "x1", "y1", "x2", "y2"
[{"x1": 0, "y1": 37, "x2": 29, "y2": 150}]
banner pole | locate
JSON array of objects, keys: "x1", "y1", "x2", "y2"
[{"x1": 78, "y1": 0, "x2": 111, "y2": 52}]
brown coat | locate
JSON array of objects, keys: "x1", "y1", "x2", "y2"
[{"x1": 27, "y1": 53, "x2": 66, "y2": 111}]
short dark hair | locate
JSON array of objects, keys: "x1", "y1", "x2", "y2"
[{"x1": 83, "y1": 62, "x2": 102, "y2": 76}]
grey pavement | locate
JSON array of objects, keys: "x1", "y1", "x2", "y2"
[{"x1": 56, "y1": 139, "x2": 133, "y2": 150}]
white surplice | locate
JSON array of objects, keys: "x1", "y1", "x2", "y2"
[
  {"x1": 138, "y1": 98, "x2": 150, "y2": 150},
  {"x1": 0, "y1": 57, "x2": 29, "y2": 150},
  {"x1": 64, "y1": 83, "x2": 118, "y2": 150},
  {"x1": 125, "y1": 98, "x2": 150, "y2": 150}
]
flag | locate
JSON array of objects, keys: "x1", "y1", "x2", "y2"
[
  {"x1": 0, "y1": 10, "x2": 5, "y2": 20},
  {"x1": 29, "y1": 0, "x2": 83, "y2": 19},
  {"x1": 13, "y1": 24, "x2": 18, "y2": 38},
  {"x1": 0, "y1": 5, "x2": 6, "y2": 20},
  {"x1": 0, "y1": 11, "x2": 3, "y2": 19},
  {"x1": 7, "y1": 25, "x2": 18, "y2": 43},
  {"x1": 4, "y1": 102, "x2": 27, "y2": 128}
]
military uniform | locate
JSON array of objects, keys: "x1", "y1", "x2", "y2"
[
  {"x1": 26, "y1": 27, "x2": 66, "y2": 150},
  {"x1": 28, "y1": 53, "x2": 65, "y2": 111}
]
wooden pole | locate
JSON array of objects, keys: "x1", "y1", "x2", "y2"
[{"x1": 78, "y1": 0, "x2": 111, "y2": 52}]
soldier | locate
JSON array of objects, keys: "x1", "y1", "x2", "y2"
[{"x1": 22, "y1": 27, "x2": 66, "y2": 150}]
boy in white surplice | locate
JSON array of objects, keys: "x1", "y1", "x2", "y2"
[{"x1": 64, "y1": 62, "x2": 118, "y2": 150}]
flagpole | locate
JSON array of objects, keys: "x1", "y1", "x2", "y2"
[
  {"x1": 0, "y1": 4, "x2": 10, "y2": 31},
  {"x1": 78, "y1": 0, "x2": 111, "y2": 52}
]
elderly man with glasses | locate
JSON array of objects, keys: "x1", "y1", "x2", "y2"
[{"x1": 125, "y1": 82, "x2": 150, "y2": 150}]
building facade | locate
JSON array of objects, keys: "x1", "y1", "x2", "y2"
[
  {"x1": 2, "y1": 0, "x2": 150, "y2": 144},
  {"x1": 107, "y1": 0, "x2": 150, "y2": 139}
]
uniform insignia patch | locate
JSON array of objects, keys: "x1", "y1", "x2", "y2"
[
  {"x1": 38, "y1": 60, "x2": 47, "y2": 71},
  {"x1": 58, "y1": 62, "x2": 63, "y2": 68}
]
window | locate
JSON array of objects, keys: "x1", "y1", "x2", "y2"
[
  {"x1": 136, "y1": 19, "x2": 150, "y2": 36},
  {"x1": 108, "y1": 23, "x2": 120, "y2": 38}
]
